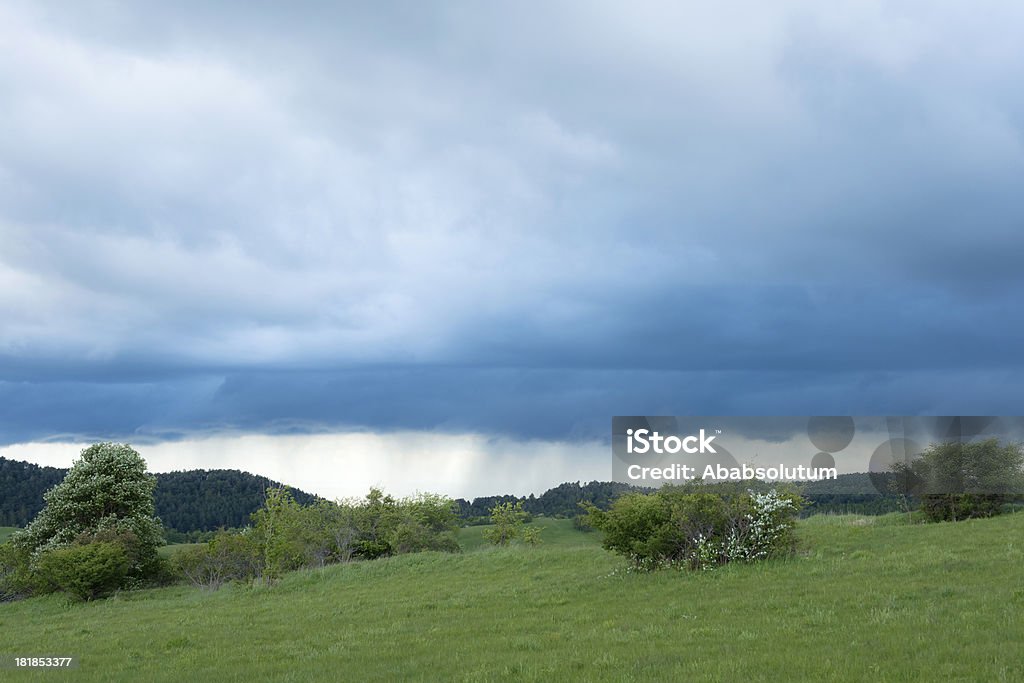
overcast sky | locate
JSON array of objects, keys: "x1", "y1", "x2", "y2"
[{"x1": 2, "y1": 2, "x2": 1023, "y2": 497}]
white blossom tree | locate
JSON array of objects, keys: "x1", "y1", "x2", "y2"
[{"x1": 12, "y1": 443, "x2": 164, "y2": 580}]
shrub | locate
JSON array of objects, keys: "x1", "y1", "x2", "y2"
[
  {"x1": 586, "y1": 486, "x2": 802, "y2": 571},
  {"x1": 521, "y1": 525, "x2": 543, "y2": 546},
  {"x1": 387, "y1": 492, "x2": 461, "y2": 554},
  {"x1": 482, "y1": 501, "x2": 532, "y2": 546},
  {"x1": 173, "y1": 532, "x2": 262, "y2": 589},
  {"x1": 0, "y1": 543, "x2": 37, "y2": 601},
  {"x1": 889, "y1": 440, "x2": 1024, "y2": 522},
  {"x1": 72, "y1": 528, "x2": 166, "y2": 588},
  {"x1": 35, "y1": 542, "x2": 130, "y2": 601},
  {"x1": 919, "y1": 494, "x2": 1007, "y2": 522},
  {"x1": 353, "y1": 539, "x2": 391, "y2": 560}
]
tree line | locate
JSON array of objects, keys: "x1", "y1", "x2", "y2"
[
  {"x1": 6, "y1": 452, "x2": 1014, "y2": 535},
  {"x1": 1, "y1": 444, "x2": 462, "y2": 601},
  {"x1": 0, "y1": 458, "x2": 319, "y2": 530}
]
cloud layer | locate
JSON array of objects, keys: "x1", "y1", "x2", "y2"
[{"x1": 2, "y1": 1, "x2": 1024, "y2": 447}]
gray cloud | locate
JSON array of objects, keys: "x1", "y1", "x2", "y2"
[{"x1": 2, "y1": 1, "x2": 1023, "y2": 446}]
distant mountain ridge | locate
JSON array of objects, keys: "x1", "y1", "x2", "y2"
[
  {"x1": 1, "y1": 455, "x2": 906, "y2": 533},
  {"x1": 0, "y1": 457, "x2": 319, "y2": 531},
  {"x1": 455, "y1": 473, "x2": 908, "y2": 520}
]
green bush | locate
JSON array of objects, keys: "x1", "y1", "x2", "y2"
[
  {"x1": 521, "y1": 525, "x2": 543, "y2": 546},
  {"x1": 353, "y1": 539, "x2": 391, "y2": 560},
  {"x1": 890, "y1": 440, "x2": 1024, "y2": 522},
  {"x1": 173, "y1": 532, "x2": 262, "y2": 589},
  {"x1": 482, "y1": 501, "x2": 534, "y2": 546},
  {"x1": 920, "y1": 494, "x2": 1007, "y2": 522},
  {"x1": 0, "y1": 543, "x2": 37, "y2": 601},
  {"x1": 35, "y1": 541, "x2": 130, "y2": 601},
  {"x1": 585, "y1": 485, "x2": 803, "y2": 571}
]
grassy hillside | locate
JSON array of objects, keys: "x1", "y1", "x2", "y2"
[
  {"x1": 2, "y1": 513, "x2": 1023, "y2": 681},
  {"x1": 0, "y1": 527, "x2": 16, "y2": 543},
  {"x1": 457, "y1": 516, "x2": 597, "y2": 552}
]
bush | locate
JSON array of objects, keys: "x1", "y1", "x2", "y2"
[
  {"x1": 387, "y1": 492, "x2": 461, "y2": 554},
  {"x1": 72, "y1": 528, "x2": 166, "y2": 588},
  {"x1": 353, "y1": 539, "x2": 391, "y2": 560},
  {"x1": 0, "y1": 543, "x2": 36, "y2": 601},
  {"x1": 919, "y1": 494, "x2": 1007, "y2": 522},
  {"x1": 35, "y1": 542, "x2": 130, "y2": 601},
  {"x1": 521, "y1": 525, "x2": 543, "y2": 546},
  {"x1": 891, "y1": 439, "x2": 1024, "y2": 522},
  {"x1": 482, "y1": 501, "x2": 535, "y2": 546},
  {"x1": 586, "y1": 486, "x2": 802, "y2": 571},
  {"x1": 173, "y1": 532, "x2": 262, "y2": 589}
]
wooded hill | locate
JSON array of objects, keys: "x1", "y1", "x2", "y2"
[
  {"x1": 1, "y1": 456, "x2": 907, "y2": 533},
  {"x1": 0, "y1": 457, "x2": 319, "y2": 532}
]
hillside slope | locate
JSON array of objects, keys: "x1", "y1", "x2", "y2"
[{"x1": 2, "y1": 512, "x2": 1021, "y2": 681}]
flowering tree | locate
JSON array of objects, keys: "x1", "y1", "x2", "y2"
[
  {"x1": 11, "y1": 443, "x2": 164, "y2": 582},
  {"x1": 584, "y1": 485, "x2": 803, "y2": 571}
]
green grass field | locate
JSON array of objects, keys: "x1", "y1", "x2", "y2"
[
  {"x1": 2, "y1": 513, "x2": 1023, "y2": 681},
  {"x1": 457, "y1": 516, "x2": 596, "y2": 552},
  {"x1": 0, "y1": 527, "x2": 16, "y2": 544}
]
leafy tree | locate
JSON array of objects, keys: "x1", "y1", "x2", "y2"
[
  {"x1": 251, "y1": 487, "x2": 311, "y2": 579},
  {"x1": 585, "y1": 485, "x2": 803, "y2": 571},
  {"x1": 890, "y1": 439, "x2": 1024, "y2": 522},
  {"x1": 389, "y1": 493, "x2": 460, "y2": 554},
  {"x1": 482, "y1": 501, "x2": 530, "y2": 545},
  {"x1": 11, "y1": 443, "x2": 164, "y2": 584},
  {"x1": 35, "y1": 541, "x2": 129, "y2": 601},
  {"x1": 521, "y1": 525, "x2": 544, "y2": 546},
  {"x1": 172, "y1": 532, "x2": 262, "y2": 589},
  {"x1": 245, "y1": 487, "x2": 461, "y2": 581}
]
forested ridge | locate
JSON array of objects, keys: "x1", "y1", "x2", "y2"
[
  {"x1": 0, "y1": 457, "x2": 318, "y2": 531},
  {"x1": 2, "y1": 456, "x2": 908, "y2": 532},
  {"x1": 454, "y1": 481, "x2": 649, "y2": 522}
]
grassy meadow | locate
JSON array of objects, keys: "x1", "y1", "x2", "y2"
[
  {"x1": 2, "y1": 514, "x2": 1023, "y2": 681},
  {"x1": 0, "y1": 527, "x2": 16, "y2": 544}
]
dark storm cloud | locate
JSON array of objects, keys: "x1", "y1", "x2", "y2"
[
  {"x1": 5, "y1": 366, "x2": 1024, "y2": 447},
  {"x1": 2, "y1": 1, "x2": 1024, "y2": 446}
]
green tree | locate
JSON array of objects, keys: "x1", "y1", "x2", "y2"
[
  {"x1": 521, "y1": 524, "x2": 544, "y2": 546},
  {"x1": 482, "y1": 501, "x2": 529, "y2": 546},
  {"x1": 251, "y1": 487, "x2": 310, "y2": 579},
  {"x1": 891, "y1": 439, "x2": 1024, "y2": 522},
  {"x1": 11, "y1": 443, "x2": 164, "y2": 583},
  {"x1": 584, "y1": 486, "x2": 802, "y2": 571},
  {"x1": 172, "y1": 531, "x2": 262, "y2": 589}
]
